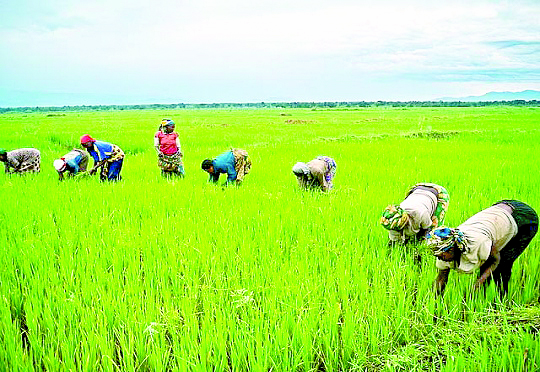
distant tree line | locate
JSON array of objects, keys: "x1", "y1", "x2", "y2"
[{"x1": 1, "y1": 100, "x2": 539, "y2": 113}]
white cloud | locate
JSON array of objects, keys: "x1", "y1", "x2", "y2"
[{"x1": 1, "y1": 0, "x2": 539, "y2": 105}]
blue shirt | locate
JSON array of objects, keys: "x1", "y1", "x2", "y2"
[
  {"x1": 209, "y1": 151, "x2": 236, "y2": 183},
  {"x1": 63, "y1": 149, "x2": 85, "y2": 174},
  {"x1": 88, "y1": 141, "x2": 114, "y2": 162},
  {"x1": 66, "y1": 156, "x2": 81, "y2": 173}
]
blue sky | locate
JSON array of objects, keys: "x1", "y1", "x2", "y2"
[{"x1": 1, "y1": 0, "x2": 539, "y2": 107}]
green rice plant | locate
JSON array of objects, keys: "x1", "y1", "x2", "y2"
[{"x1": 0, "y1": 106, "x2": 539, "y2": 370}]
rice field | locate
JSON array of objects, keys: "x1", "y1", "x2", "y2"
[{"x1": 1, "y1": 106, "x2": 539, "y2": 371}]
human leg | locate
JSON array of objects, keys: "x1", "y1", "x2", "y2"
[
  {"x1": 491, "y1": 200, "x2": 538, "y2": 294},
  {"x1": 107, "y1": 159, "x2": 123, "y2": 181}
]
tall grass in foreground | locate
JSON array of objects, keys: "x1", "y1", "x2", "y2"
[{"x1": 0, "y1": 107, "x2": 539, "y2": 370}]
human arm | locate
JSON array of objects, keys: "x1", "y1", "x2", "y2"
[
  {"x1": 86, "y1": 148, "x2": 101, "y2": 174},
  {"x1": 434, "y1": 268, "x2": 450, "y2": 295},
  {"x1": 66, "y1": 158, "x2": 80, "y2": 174},
  {"x1": 416, "y1": 228, "x2": 429, "y2": 240},
  {"x1": 176, "y1": 138, "x2": 182, "y2": 156},
  {"x1": 7, "y1": 157, "x2": 20, "y2": 173},
  {"x1": 89, "y1": 159, "x2": 107, "y2": 175},
  {"x1": 388, "y1": 230, "x2": 402, "y2": 244},
  {"x1": 296, "y1": 175, "x2": 307, "y2": 189},
  {"x1": 154, "y1": 136, "x2": 161, "y2": 154},
  {"x1": 208, "y1": 171, "x2": 220, "y2": 183},
  {"x1": 474, "y1": 245, "x2": 500, "y2": 290}
]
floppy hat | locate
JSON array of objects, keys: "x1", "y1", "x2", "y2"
[{"x1": 53, "y1": 159, "x2": 67, "y2": 172}]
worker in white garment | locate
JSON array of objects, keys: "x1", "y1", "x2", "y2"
[
  {"x1": 381, "y1": 183, "x2": 450, "y2": 245},
  {"x1": 427, "y1": 200, "x2": 538, "y2": 295}
]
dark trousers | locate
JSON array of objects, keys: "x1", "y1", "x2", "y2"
[
  {"x1": 101, "y1": 158, "x2": 123, "y2": 181},
  {"x1": 480, "y1": 200, "x2": 538, "y2": 293}
]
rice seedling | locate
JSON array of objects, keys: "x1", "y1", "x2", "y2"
[{"x1": 0, "y1": 106, "x2": 539, "y2": 370}]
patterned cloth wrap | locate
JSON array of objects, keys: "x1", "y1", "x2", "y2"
[
  {"x1": 100, "y1": 144, "x2": 124, "y2": 180},
  {"x1": 232, "y1": 148, "x2": 251, "y2": 182},
  {"x1": 426, "y1": 226, "x2": 467, "y2": 255},
  {"x1": 158, "y1": 151, "x2": 183, "y2": 172},
  {"x1": 405, "y1": 182, "x2": 450, "y2": 228},
  {"x1": 381, "y1": 204, "x2": 410, "y2": 231},
  {"x1": 161, "y1": 118, "x2": 174, "y2": 127},
  {"x1": 6, "y1": 148, "x2": 41, "y2": 174}
]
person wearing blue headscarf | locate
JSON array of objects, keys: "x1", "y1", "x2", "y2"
[{"x1": 426, "y1": 200, "x2": 538, "y2": 295}]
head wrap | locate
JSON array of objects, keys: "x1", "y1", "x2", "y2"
[
  {"x1": 80, "y1": 134, "x2": 95, "y2": 144},
  {"x1": 426, "y1": 227, "x2": 467, "y2": 255},
  {"x1": 0, "y1": 148, "x2": 6, "y2": 156},
  {"x1": 53, "y1": 159, "x2": 67, "y2": 172},
  {"x1": 161, "y1": 119, "x2": 175, "y2": 127},
  {"x1": 380, "y1": 205, "x2": 410, "y2": 231},
  {"x1": 292, "y1": 162, "x2": 310, "y2": 177}
]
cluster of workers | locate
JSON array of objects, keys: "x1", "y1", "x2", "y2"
[
  {"x1": 1, "y1": 118, "x2": 536, "y2": 296},
  {"x1": 381, "y1": 184, "x2": 538, "y2": 295},
  {"x1": 0, "y1": 119, "x2": 337, "y2": 189}
]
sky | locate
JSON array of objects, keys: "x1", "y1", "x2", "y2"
[{"x1": 1, "y1": 0, "x2": 539, "y2": 107}]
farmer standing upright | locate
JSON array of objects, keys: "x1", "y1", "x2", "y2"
[{"x1": 154, "y1": 118, "x2": 184, "y2": 177}]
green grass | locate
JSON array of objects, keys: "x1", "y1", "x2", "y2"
[{"x1": 0, "y1": 106, "x2": 539, "y2": 371}]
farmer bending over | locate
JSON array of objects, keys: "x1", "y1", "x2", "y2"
[
  {"x1": 381, "y1": 183, "x2": 449, "y2": 245},
  {"x1": 201, "y1": 148, "x2": 251, "y2": 185},
  {"x1": 53, "y1": 149, "x2": 89, "y2": 180},
  {"x1": 81, "y1": 134, "x2": 125, "y2": 181},
  {"x1": 292, "y1": 156, "x2": 337, "y2": 192},
  {"x1": 0, "y1": 148, "x2": 41, "y2": 174},
  {"x1": 427, "y1": 200, "x2": 538, "y2": 295}
]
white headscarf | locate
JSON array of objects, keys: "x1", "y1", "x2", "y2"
[
  {"x1": 292, "y1": 162, "x2": 310, "y2": 176},
  {"x1": 53, "y1": 159, "x2": 67, "y2": 172}
]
